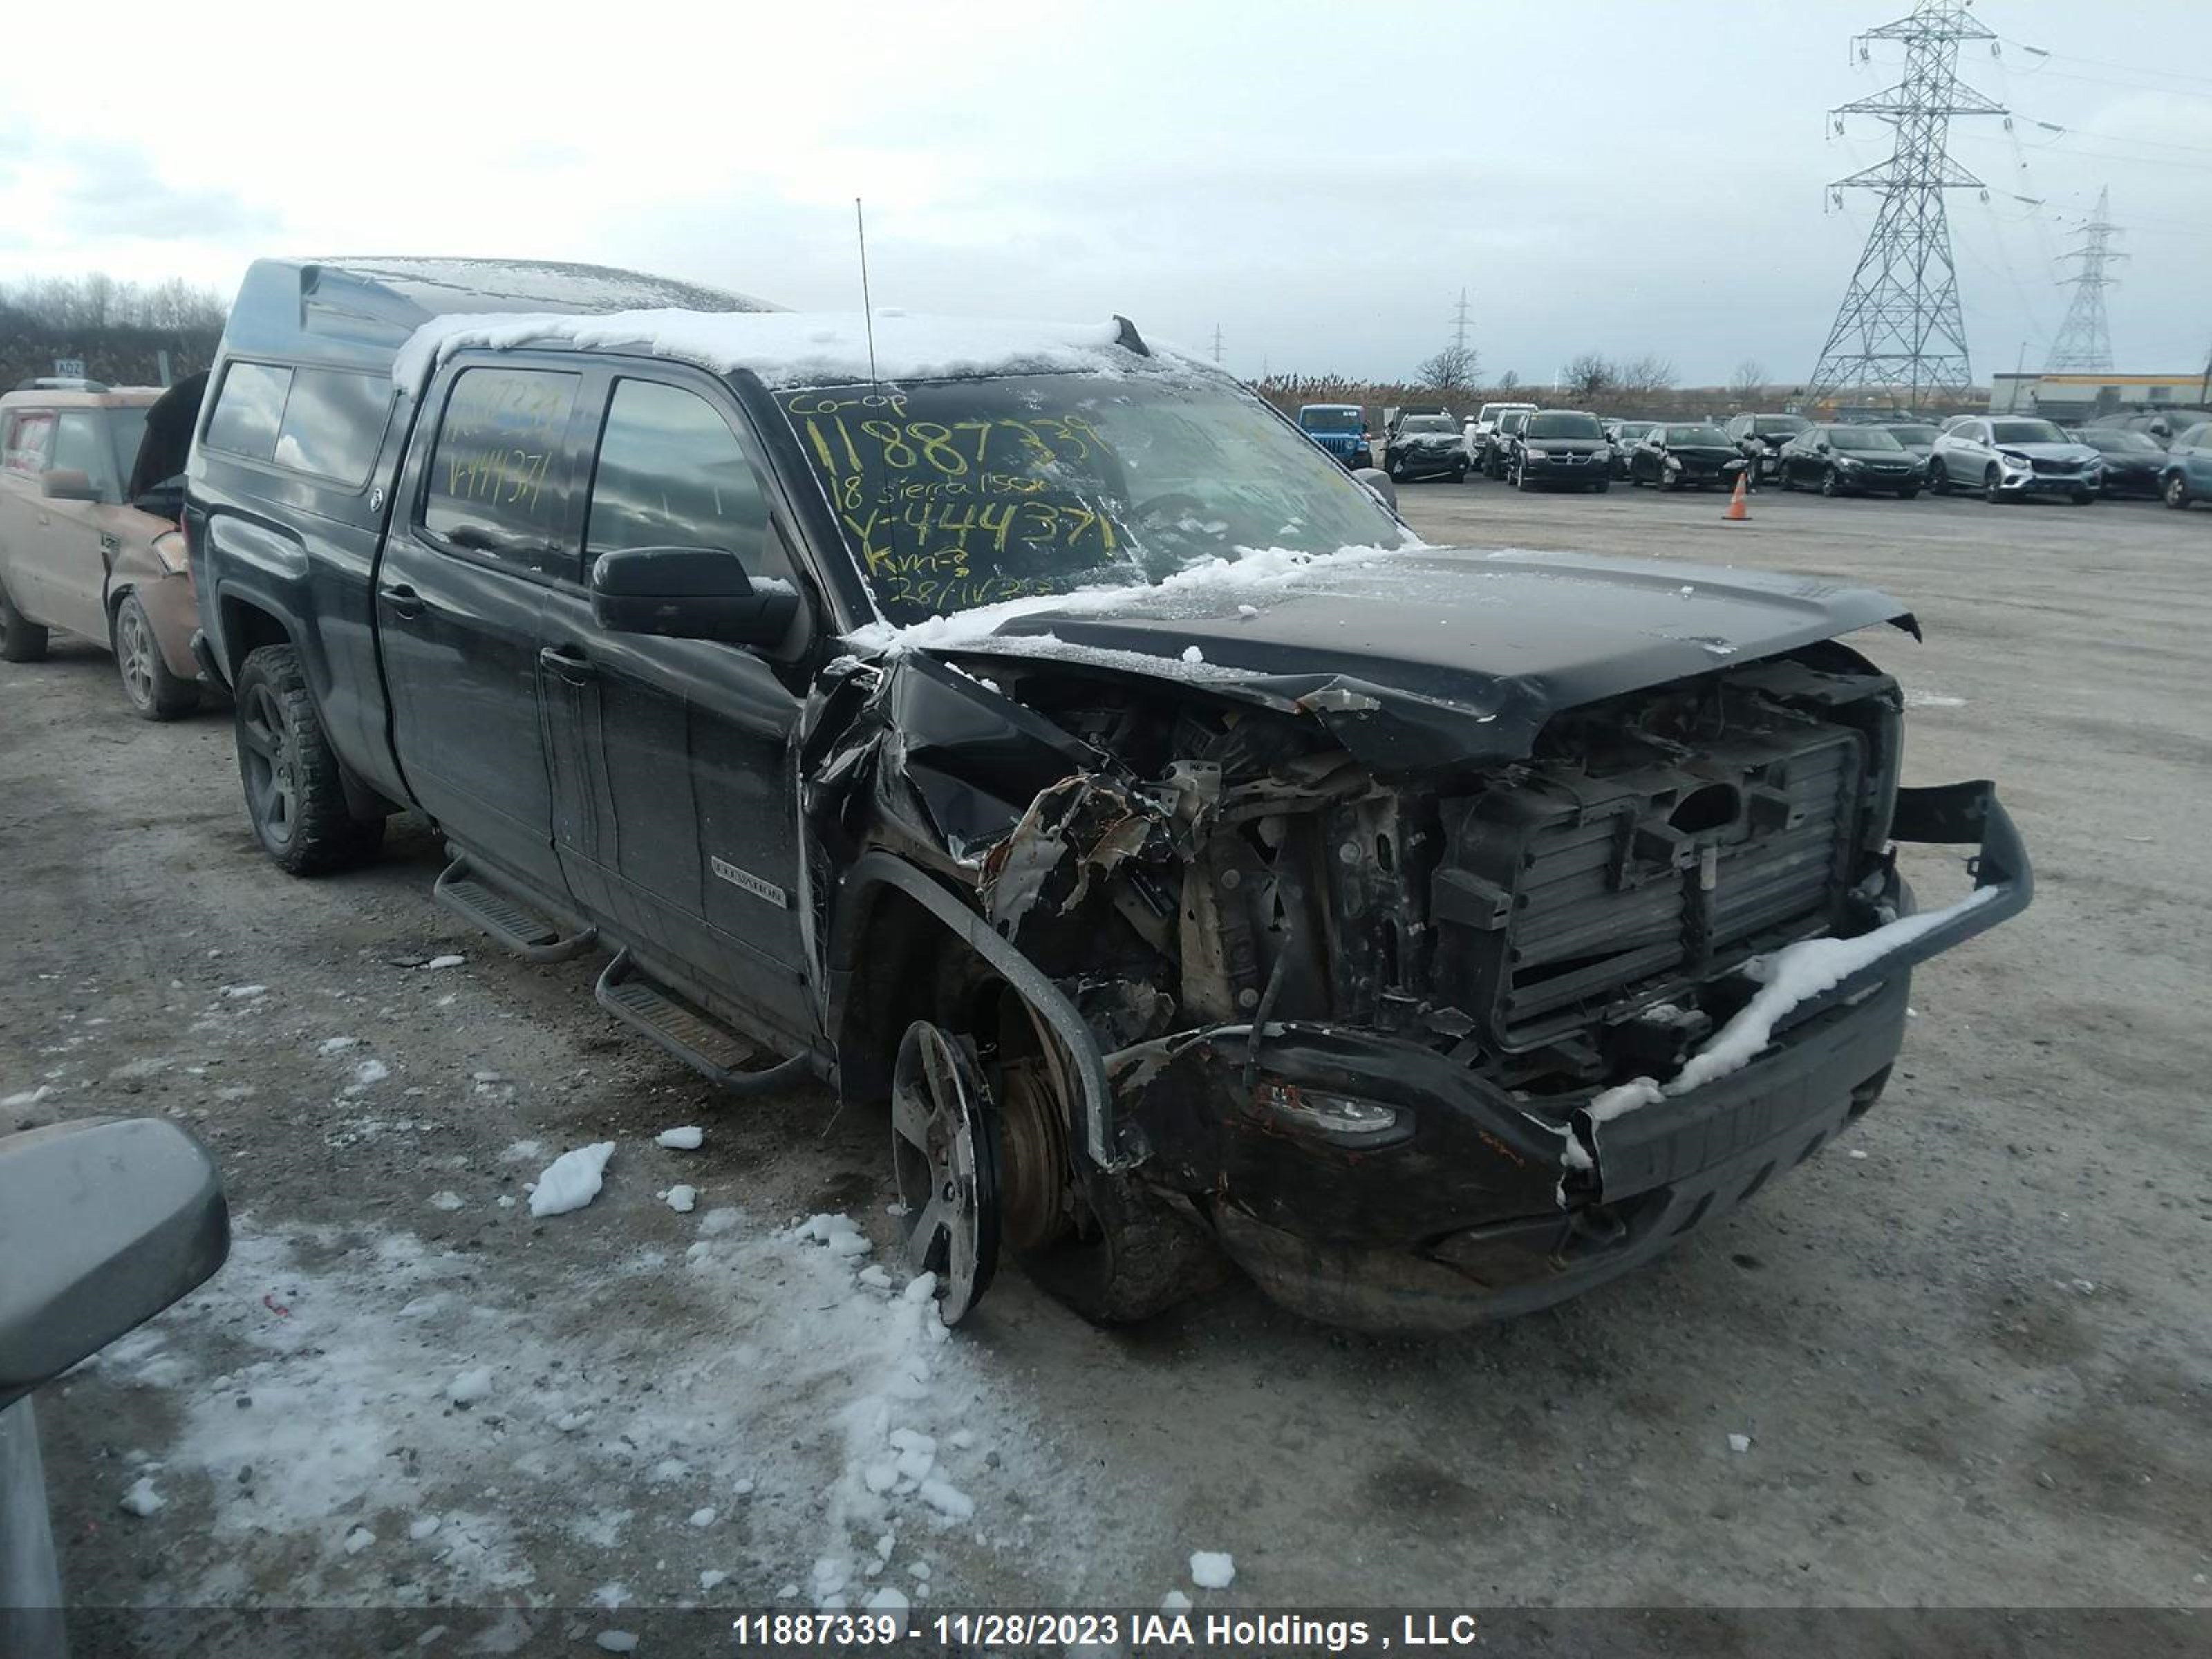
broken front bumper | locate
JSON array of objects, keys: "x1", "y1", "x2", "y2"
[{"x1": 1138, "y1": 781, "x2": 2031, "y2": 1333}]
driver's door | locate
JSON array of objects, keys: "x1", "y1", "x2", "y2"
[{"x1": 538, "y1": 368, "x2": 813, "y2": 1035}]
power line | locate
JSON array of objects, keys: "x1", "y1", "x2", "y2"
[
  {"x1": 2048, "y1": 185, "x2": 2124, "y2": 370},
  {"x1": 1809, "y1": 1, "x2": 2007, "y2": 406}
]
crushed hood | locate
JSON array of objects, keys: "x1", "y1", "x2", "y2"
[{"x1": 923, "y1": 549, "x2": 1917, "y2": 773}]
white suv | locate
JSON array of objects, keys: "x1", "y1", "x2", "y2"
[{"x1": 1931, "y1": 416, "x2": 2103, "y2": 504}]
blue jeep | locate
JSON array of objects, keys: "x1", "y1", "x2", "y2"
[{"x1": 1298, "y1": 403, "x2": 1371, "y2": 469}]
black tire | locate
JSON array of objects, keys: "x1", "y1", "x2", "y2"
[
  {"x1": 2163, "y1": 474, "x2": 2191, "y2": 510},
  {"x1": 1821, "y1": 467, "x2": 1842, "y2": 498},
  {"x1": 2071, "y1": 490, "x2": 2095, "y2": 506},
  {"x1": 1452, "y1": 463, "x2": 1468, "y2": 482},
  {"x1": 1658, "y1": 471, "x2": 1679, "y2": 493},
  {"x1": 112, "y1": 592, "x2": 199, "y2": 721},
  {"x1": 1897, "y1": 488, "x2": 1920, "y2": 501},
  {"x1": 1778, "y1": 465, "x2": 1796, "y2": 492},
  {"x1": 0, "y1": 583, "x2": 48, "y2": 662},
  {"x1": 1385, "y1": 458, "x2": 1403, "y2": 482},
  {"x1": 1983, "y1": 465, "x2": 2004, "y2": 504},
  {"x1": 231, "y1": 644, "x2": 384, "y2": 875},
  {"x1": 1928, "y1": 458, "x2": 1949, "y2": 495},
  {"x1": 1591, "y1": 477, "x2": 1610, "y2": 493},
  {"x1": 1515, "y1": 467, "x2": 1536, "y2": 491}
]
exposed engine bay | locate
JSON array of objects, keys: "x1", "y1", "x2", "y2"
[{"x1": 971, "y1": 647, "x2": 1904, "y2": 1109}]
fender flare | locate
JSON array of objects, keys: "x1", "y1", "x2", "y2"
[{"x1": 832, "y1": 851, "x2": 1143, "y2": 1174}]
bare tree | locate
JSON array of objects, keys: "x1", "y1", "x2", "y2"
[
  {"x1": 1616, "y1": 353, "x2": 1676, "y2": 397},
  {"x1": 1730, "y1": 358, "x2": 1768, "y2": 402},
  {"x1": 1414, "y1": 342, "x2": 1479, "y2": 395},
  {"x1": 1563, "y1": 352, "x2": 1615, "y2": 400},
  {"x1": 1497, "y1": 369, "x2": 1520, "y2": 392}
]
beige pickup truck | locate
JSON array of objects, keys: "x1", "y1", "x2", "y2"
[{"x1": 0, "y1": 377, "x2": 207, "y2": 718}]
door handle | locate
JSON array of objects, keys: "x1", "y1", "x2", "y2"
[
  {"x1": 538, "y1": 644, "x2": 595, "y2": 684},
  {"x1": 379, "y1": 583, "x2": 424, "y2": 619}
]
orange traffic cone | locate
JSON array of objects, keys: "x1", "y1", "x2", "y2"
[{"x1": 1723, "y1": 475, "x2": 1750, "y2": 522}]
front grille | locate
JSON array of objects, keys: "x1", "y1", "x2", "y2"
[
  {"x1": 2032, "y1": 457, "x2": 2082, "y2": 475},
  {"x1": 1432, "y1": 710, "x2": 1868, "y2": 1053}
]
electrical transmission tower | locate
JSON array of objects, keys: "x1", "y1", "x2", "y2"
[
  {"x1": 1452, "y1": 288, "x2": 1472, "y2": 353},
  {"x1": 1806, "y1": 0, "x2": 2007, "y2": 407},
  {"x1": 2048, "y1": 187, "x2": 2123, "y2": 371},
  {"x1": 1212, "y1": 323, "x2": 1224, "y2": 364}
]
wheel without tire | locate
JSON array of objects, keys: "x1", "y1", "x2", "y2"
[
  {"x1": 891, "y1": 1021, "x2": 1002, "y2": 1326},
  {"x1": 232, "y1": 644, "x2": 384, "y2": 874},
  {"x1": 113, "y1": 592, "x2": 198, "y2": 720},
  {"x1": 0, "y1": 583, "x2": 48, "y2": 662},
  {"x1": 2164, "y1": 474, "x2": 2191, "y2": 510}
]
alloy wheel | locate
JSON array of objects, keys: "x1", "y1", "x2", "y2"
[
  {"x1": 237, "y1": 684, "x2": 299, "y2": 848},
  {"x1": 115, "y1": 605, "x2": 156, "y2": 709}
]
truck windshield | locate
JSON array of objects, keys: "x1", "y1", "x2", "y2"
[
  {"x1": 1299, "y1": 407, "x2": 1361, "y2": 433},
  {"x1": 774, "y1": 373, "x2": 1410, "y2": 626}
]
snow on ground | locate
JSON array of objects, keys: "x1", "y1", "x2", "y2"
[
  {"x1": 77, "y1": 1201, "x2": 1091, "y2": 1609},
  {"x1": 527, "y1": 1143, "x2": 615, "y2": 1217}
]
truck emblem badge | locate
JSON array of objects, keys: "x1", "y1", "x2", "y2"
[{"x1": 711, "y1": 856, "x2": 789, "y2": 909}]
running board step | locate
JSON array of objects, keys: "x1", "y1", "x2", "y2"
[
  {"x1": 433, "y1": 856, "x2": 597, "y2": 964},
  {"x1": 594, "y1": 948, "x2": 768, "y2": 1085}
]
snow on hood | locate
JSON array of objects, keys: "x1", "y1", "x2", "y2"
[
  {"x1": 841, "y1": 545, "x2": 1918, "y2": 773},
  {"x1": 393, "y1": 309, "x2": 1147, "y2": 395}
]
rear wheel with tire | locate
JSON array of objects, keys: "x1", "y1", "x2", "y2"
[
  {"x1": 2164, "y1": 474, "x2": 2192, "y2": 511},
  {"x1": 0, "y1": 584, "x2": 48, "y2": 662},
  {"x1": 232, "y1": 644, "x2": 384, "y2": 875},
  {"x1": 112, "y1": 592, "x2": 198, "y2": 721}
]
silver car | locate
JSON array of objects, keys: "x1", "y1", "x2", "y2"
[{"x1": 1930, "y1": 415, "x2": 2103, "y2": 504}]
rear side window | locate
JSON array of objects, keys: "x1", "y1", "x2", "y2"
[
  {"x1": 2, "y1": 410, "x2": 55, "y2": 476},
  {"x1": 205, "y1": 362, "x2": 292, "y2": 461},
  {"x1": 274, "y1": 369, "x2": 390, "y2": 486},
  {"x1": 422, "y1": 367, "x2": 580, "y2": 571},
  {"x1": 586, "y1": 379, "x2": 784, "y2": 581}
]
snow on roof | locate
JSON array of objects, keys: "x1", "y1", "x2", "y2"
[{"x1": 392, "y1": 308, "x2": 1143, "y2": 395}]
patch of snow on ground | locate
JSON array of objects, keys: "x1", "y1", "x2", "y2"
[
  {"x1": 119, "y1": 1476, "x2": 164, "y2": 1517},
  {"x1": 527, "y1": 1143, "x2": 615, "y2": 1217},
  {"x1": 1190, "y1": 1550, "x2": 1236, "y2": 1589},
  {"x1": 655, "y1": 1125, "x2": 704, "y2": 1150},
  {"x1": 80, "y1": 1204, "x2": 1091, "y2": 1608}
]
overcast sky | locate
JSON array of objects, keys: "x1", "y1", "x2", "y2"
[{"x1": 5, "y1": 1, "x2": 2209, "y2": 387}]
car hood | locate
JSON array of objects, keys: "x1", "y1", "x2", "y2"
[
  {"x1": 1663, "y1": 444, "x2": 1739, "y2": 461},
  {"x1": 917, "y1": 549, "x2": 1916, "y2": 773},
  {"x1": 1522, "y1": 436, "x2": 1606, "y2": 453}
]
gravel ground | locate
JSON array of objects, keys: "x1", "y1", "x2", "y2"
[{"x1": 5, "y1": 480, "x2": 2207, "y2": 1641}]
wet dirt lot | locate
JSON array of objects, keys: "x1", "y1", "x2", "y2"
[{"x1": 5, "y1": 480, "x2": 2208, "y2": 1642}]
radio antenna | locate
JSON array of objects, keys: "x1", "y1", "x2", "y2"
[{"x1": 854, "y1": 196, "x2": 879, "y2": 386}]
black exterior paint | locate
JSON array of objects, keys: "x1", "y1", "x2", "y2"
[{"x1": 187, "y1": 258, "x2": 2030, "y2": 1330}]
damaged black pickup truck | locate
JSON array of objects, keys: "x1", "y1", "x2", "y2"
[{"x1": 189, "y1": 259, "x2": 2029, "y2": 1332}]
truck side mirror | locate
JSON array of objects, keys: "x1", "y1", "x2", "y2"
[
  {"x1": 39, "y1": 469, "x2": 97, "y2": 503},
  {"x1": 590, "y1": 545, "x2": 800, "y2": 648},
  {"x1": 0, "y1": 1118, "x2": 229, "y2": 1412},
  {"x1": 1351, "y1": 467, "x2": 1398, "y2": 512}
]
